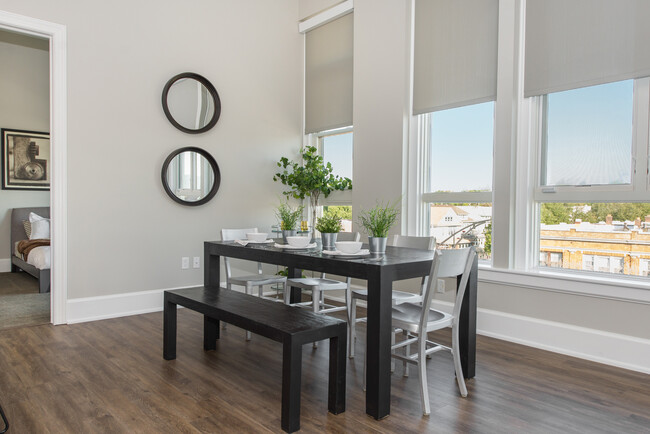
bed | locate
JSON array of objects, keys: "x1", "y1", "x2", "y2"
[{"x1": 10, "y1": 207, "x2": 50, "y2": 293}]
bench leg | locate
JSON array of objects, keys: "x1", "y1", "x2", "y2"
[
  {"x1": 163, "y1": 296, "x2": 177, "y2": 360},
  {"x1": 204, "y1": 316, "x2": 219, "y2": 351},
  {"x1": 282, "y1": 340, "x2": 301, "y2": 433},
  {"x1": 329, "y1": 331, "x2": 346, "y2": 414}
]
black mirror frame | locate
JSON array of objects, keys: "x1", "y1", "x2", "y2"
[
  {"x1": 161, "y1": 72, "x2": 221, "y2": 134},
  {"x1": 161, "y1": 147, "x2": 221, "y2": 206}
]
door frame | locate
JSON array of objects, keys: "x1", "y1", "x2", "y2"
[{"x1": 0, "y1": 10, "x2": 67, "y2": 324}]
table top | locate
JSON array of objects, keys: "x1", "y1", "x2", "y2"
[{"x1": 205, "y1": 240, "x2": 435, "y2": 280}]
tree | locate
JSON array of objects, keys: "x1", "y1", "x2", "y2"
[
  {"x1": 324, "y1": 206, "x2": 352, "y2": 221},
  {"x1": 273, "y1": 146, "x2": 352, "y2": 226},
  {"x1": 540, "y1": 203, "x2": 573, "y2": 225},
  {"x1": 483, "y1": 223, "x2": 492, "y2": 255}
]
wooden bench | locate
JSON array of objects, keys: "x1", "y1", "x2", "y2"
[{"x1": 163, "y1": 286, "x2": 347, "y2": 433}]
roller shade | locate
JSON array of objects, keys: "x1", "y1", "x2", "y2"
[
  {"x1": 413, "y1": 0, "x2": 498, "y2": 115},
  {"x1": 525, "y1": 0, "x2": 650, "y2": 97},
  {"x1": 305, "y1": 13, "x2": 353, "y2": 134}
]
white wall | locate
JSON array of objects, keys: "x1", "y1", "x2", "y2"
[
  {"x1": 0, "y1": 0, "x2": 303, "y2": 298},
  {"x1": 0, "y1": 30, "x2": 50, "y2": 270},
  {"x1": 298, "y1": 0, "x2": 343, "y2": 21}
]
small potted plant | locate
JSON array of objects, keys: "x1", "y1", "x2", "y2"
[
  {"x1": 315, "y1": 213, "x2": 342, "y2": 250},
  {"x1": 358, "y1": 200, "x2": 399, "y2": 254},
  {"x1": 276, "y1": 202, "x2": 304, "y2": 242}
]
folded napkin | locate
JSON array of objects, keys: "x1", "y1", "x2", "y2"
[
  {"x1": 235, "y1": 239, "x2": 250, "y2": 246},
  {"x1": 322, "y1": 249, "x2": 370, "y2": 256}
]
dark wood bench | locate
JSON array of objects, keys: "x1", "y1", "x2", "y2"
[{"x1": 163, "y1": 286, "x2": 346, "y2": 433}]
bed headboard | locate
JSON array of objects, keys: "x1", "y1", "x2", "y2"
[{"x1": 11, "y1": 207, "x2": 50, "y2": 255}]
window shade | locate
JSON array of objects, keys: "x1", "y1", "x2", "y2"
[
  {"x1": 525, "y1": 0, "x2": 650, "y2": 97},
  {"x1": 413, "y1": 0, "x2": 498, "y2": 115},
  {"x1": 305, "y1": 13, "x2": 353, "y2": 134}
]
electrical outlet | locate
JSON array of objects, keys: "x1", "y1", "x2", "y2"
[
  {"x1": 193, "y1": 256, "x2": 200, "y2": 268},
  {"x1": 181, "y1": 257, "x2": 189, "y2": 269},
  {"x1": 436, "y1": 279, "x2": 445, "y2": 293}
]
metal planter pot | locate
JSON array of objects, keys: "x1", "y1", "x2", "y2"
[
  {"x1": 282, "y1": 230, "x2": 297, "y2": 243},
  {"x1": 321, "y1": 232, "x2": 338, "y2": 250},
  {"x1": 368, "y1": 236, "x2": 387, "y2": 254}
]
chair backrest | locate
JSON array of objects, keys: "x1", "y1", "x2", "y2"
[
  {"x1": 220, "y1": 228, "x2": 261, "y2": 279},
  {"x1": 221, "y1": 227, "x2": 258, "y2": 242},
  {"x1": 421, "y1": 247, "x2": 475, "y2": 330},
  {"x1": 336, "y1": 231, "x2": 360, "y2": 242},
  {"x1": 393, "y1": 235, "x2": 436, "y2": 294},
  {"x1": 392, "y1": 234, "x2": 436, "y2": 250}
]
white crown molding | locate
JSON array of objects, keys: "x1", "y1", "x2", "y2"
[{"x1": 298, "y1": 0, "x2": 353, "y2": 34}]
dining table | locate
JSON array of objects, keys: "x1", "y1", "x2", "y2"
[{"x1": 204, "y1": 239, "x2": 477, "y2": 420}]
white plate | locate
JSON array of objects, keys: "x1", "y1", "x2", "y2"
[
  {"x1": 274, "y1": 242, "x2": 318, "y2": 250},
  {"x1": 322, "y1": 249, "x2": 370, "y2": 257}
]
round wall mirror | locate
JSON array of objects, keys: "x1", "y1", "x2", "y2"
[
  {"x1": 161, "y1": 147, "x2": 221, "y2": 206},
  {"x1": 162, "y1": 73, "x2": 221, "y2": 134}
]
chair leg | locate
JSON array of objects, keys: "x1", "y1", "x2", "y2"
[
  {"x1": 348, "y1": 297, "x2": 356, "y2": 359},
  {"x1": 418, "y1": 332, "x2": 430, "y2": 415},
  {"x1": 391, "y1": 330, "x2": 396, "y2": 373},
  {"x1": 245, "y1": 284, "x2": 253, "y2": 341},
  {"x1": 312, "y1": 288, "x2": 320, "y2": 348},
  {"x1": 451, "y1": 324, "x2": 468, "y2": 397},
  {"x1": 403, "y1": 329, "x2": 409, "y2": 377}
]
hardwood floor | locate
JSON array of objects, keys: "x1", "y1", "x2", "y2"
[
  {"x1": 0, "y1": 308, "x2": 648, "y2": 433},
  {"x1": 0, "y1": 271, "x2": 49, "y2": 330}
]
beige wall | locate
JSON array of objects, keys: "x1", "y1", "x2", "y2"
[
  {"x1": 0, "y1": 0, "x2": 303, "y2": 298},
  {"x1": 0, "y1": 30, "x2": 50, "y2": 267}
]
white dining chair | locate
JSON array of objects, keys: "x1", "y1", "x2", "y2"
[
  {"x1": 284, "y1": 231, "x2": 360, "y2": 351},
  {"x1": 390, "y1": 247, "x2": 476, "y2": 415},
  {"x1": 221, "y1": 228, "x2": 287, "y2": 340},
  {"x1": 348, "y1": 234, "x2": 436, "y2": 359}
]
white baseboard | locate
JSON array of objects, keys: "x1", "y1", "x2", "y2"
[
  {"x1": 0, "y1": 258, "x2": 11, "y2": 272},
  {"x1": 67, "y1": 285, "x2": 650, "y2": 374},
  {"x1": 429, "y1": 300, "x2": 650, "y2": 375}
]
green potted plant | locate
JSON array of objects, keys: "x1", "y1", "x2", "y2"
[
  {"x1": 275, "y1": 201, "x2": 304, "y2": 242},
  {"x1": 273, "y1": 146, "x2": 352, "y2": 228},
  {"x1": 315, "y1": 213, "x2": 342, "y2": 250},
  {"x1": 358, "y1": 200, "x2": 400, "y2": 254}
]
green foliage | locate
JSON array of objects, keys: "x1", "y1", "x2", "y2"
[
  {"x1": 483, "y1": 223, "x2": 492, "y2": 255},
  {"x1": 540, "y1": 203, "x2": 650, "y2": 225},
  {"x1": 315, "y1": 213, "x2": 342, "y2": 233},
  {"x1": 358, "y1": 200, "x2": 400, "y2": 238},
  {"x1": 273, "y1": 146, "x2": 352, "y2": 224},
  {"x1": 275, "y1": 202, "x2": 303, "y2": 231},
  {"x1": 324, "y1": 206, "x2": 352, "y2": 220}
]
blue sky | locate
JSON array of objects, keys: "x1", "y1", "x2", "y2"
[{"x1": 323, "y1": 132, "x2": 353, "y2": 179}]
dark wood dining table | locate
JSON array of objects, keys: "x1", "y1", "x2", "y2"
[{"x1": 204, "y1": 240, "x2": 477, "y2": 420}]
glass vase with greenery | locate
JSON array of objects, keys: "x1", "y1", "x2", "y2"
[{"x1": 273, "y1": 146, "x2": 352, "y2": 227}]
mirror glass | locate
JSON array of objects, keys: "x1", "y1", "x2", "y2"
[
  {"x1": 162, "y1": 73, "x2": 221, "y2": 134},
  {"x1": 162, "y1": 147, "x2": 220, "y2": 206}
]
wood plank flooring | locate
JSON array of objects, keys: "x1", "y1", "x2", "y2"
[
  {"x1": 0, "y1": 271, "x2": 49, "y2": 330},
  {"x1": 0, "y1": 308, "x2": 648, "y2": 433}
]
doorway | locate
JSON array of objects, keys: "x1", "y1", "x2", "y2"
[{"x1": 0, "y1": 10, "x2": 67, "y2": 325}]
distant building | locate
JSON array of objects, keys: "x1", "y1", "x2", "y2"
[
  {"x1": 429, "y1": 205, "x2": 491, "y2": 253},
  {"x1": 540, "y1": 216, "x2": 650, "y2": 276}
]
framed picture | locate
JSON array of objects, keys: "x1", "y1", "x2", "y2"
[{"x1": 1, "y1": 128, "x2": 50, "y2": 190}]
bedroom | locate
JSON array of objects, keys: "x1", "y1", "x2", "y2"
[{"x1": 0, "y1": 28, "x2": 50, "y2": 330}]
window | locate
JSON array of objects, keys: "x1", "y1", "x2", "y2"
[
  {"x1": 535, "y1": 80, "x2": 650, "y2": 277},
  {"x1": 422, "y1": 102, "x2": 494, "y2": 260},
  {"x1": 321, "y1": 129, "x2": 353, "y2": 180}
]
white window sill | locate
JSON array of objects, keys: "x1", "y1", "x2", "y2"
[{"x1": 478, "y1": 265, "x2": 650, "y2": 304}]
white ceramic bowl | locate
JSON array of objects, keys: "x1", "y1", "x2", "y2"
[
  {"x1": 335, "y1": 241, "x2": 363, "y2": 254},
  {"x1": 246, "y1": 232, "x2": 268, "y2": 242},
  {"x1": 286, "y1": 236, "x2": 311, "y2": 248}
]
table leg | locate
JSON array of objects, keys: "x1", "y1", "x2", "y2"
[
  {"x1": 282, "y1": 339, "x2": 302, "y2": 433},
  {"x1": 203, "y1": 316, "x2": 219, "y2": 351},
  {"x1": 204, "y1": 243, "x2": 220, "y2": 290},
  {"x1": 163, "y1": 294, "x2": 177, "y2": 360},
  {"x1": 365, "y1": 270, "x2": 393, "y2": 419},
  {"x1": 288, "y1": 267, "x2": 303, "y2": 304},
  {"x1": 328, "y1": 326, "x2": 346, "y2": 414},
  {"x1": 458, "y1": 252, "x2": 478, "y2": 378}
]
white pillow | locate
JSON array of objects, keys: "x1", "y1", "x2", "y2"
[{"x1": 29, "y1": 212, "x2": 50, "y2": 240}]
